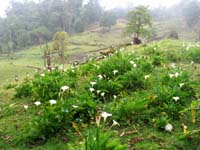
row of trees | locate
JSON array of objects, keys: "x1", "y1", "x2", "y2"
[
  {"x1": 0, "y1": 0, "x2": 119, "y2": 54},
  {"x1": 1, "y1": 0, "x2": 199, "y2": 55}
]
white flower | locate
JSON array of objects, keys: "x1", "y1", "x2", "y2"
[
  {"x1": 98, "y1": 75, "x2": 103, "y2": 80},
  {"x1": 40, "y1": 73, "x2": 45, "y2": 77},
  {"x1": 49, "y1": 100, "x2": 57, "y2": 105},
  {"x1": 96, "y1": 116, "x2": 101, "y2": 127},
  {"x1": 97, "y1": 90, "x2": 101, "y2": 94},
  {"x1": 112, "y1": 120, "x2": 120, "y2": 127},
  {"x1": 34, "y1": 101, "x2": 41, "y2": 106},
  {"x1": 89, "y1": 88, "x2": 95, "y2": 92},
  {"x1": 144, "y1": 75, "x2": 150, "y2": 80},
  {"x1": 173, "y1": 96, "x2": 180, "y2": 102},
  {"x1": 120, "y1": 132, "x2": 125, "y2": 137},
  {"x1": 113, "y1": 70, "x2": 118, "y2": 75},
  {"x1": 24, "y1": 105, "x2": 28, "y2": 110},
  {"x1": 101, "y1": 112, "x2": 112, "y2": 122},
  {"x1": 90, "y1": 82, "x2": 97, "y2": 87},
  {"x1": 60, "y1": 86, "x2": 70, "y2": 92},
  {"x1": 165, "y1": 123, "x2": 173, "y2": 132},
  {"x1": 72, "y1": 105, "x2": 78, "y2": 108},
  {"x1": 169, "y1": 74, "x2": 174, "y2": 78},
  {"x1": 171, "y1": 63, "x2": 176, "y2": 68},
  {"x1": 191, "y1": 61, "x2": 194, "y2": 65},
  {"x1": 101, "y1": 92, "x2": 105, "y2": 97},
  {"x1": 154, "y1": 47, "x2": 157, "y2": 50},
  {"x1": 133, "y1": 64, "x2": 137, "y2": 68},
  {"x1": 58, "y1": 65, "x2": 64, "y2": 70},
  {"x1": 175, "y1": 72, "x2": 179, "y2": 78},
  {"x1": 179, "y1": 83, "x2": 185, "y2": 88},
  {"x1": 130, "y1": 61, "x2": 135, "y2": 65},
  {"x1": 113, "y1": 95, "x2": 117, "y2": 99},
  {"x1": 26, "y1": 73, "x2": 30, "y2": 77}
]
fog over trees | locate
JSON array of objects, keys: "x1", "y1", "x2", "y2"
[{"x1": 0, "y1": 0, "x2": 199, "y2": 54}]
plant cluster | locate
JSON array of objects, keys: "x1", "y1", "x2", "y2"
[{"x1": 14, "y1": 48, "x2": 198, "y2": 147}]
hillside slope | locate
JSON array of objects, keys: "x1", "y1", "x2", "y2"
[
  {"x1": 0, "y1": 20, "x2": 128, "y2": 86},
  {"x1": 0, "y1": 39, "x2": 200, "y2": 149}
]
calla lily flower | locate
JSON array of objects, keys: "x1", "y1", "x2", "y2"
[
  {"x1": 113, "y1": 70, "x2": 118, "y2": 75},
  {"x1": 49, "y1": 100, "x2": 57, "y2": 105},
  {"x1": 173, "y1": 96, "x2": 180, "y2": 102},
  {"x1": 89, "y1": 88, "x2": 95, "y2": 92},
  {"x1": 112, "y1": 120, "x2": 120, "y2": 127},
  {"x1": 24, "y1": 105, "x2": 28, "y2": 110},
  {"x1": 90, "y1": 82, "x2": 97, "y2": 87},
  {"x1": 144, "y1": 75, "x2": 150, "y2": 80},
  {"x1": 101, "y1": 112, "x2": 112, "y2": 122},
  {"x1": 34, "y1": 101, "x2": 41, "y2": 106},
  {"x1": 101, "y1": 92, "x2": 105, "y2": 97},
  {"x1": 60, "y1": 86, "x2": 69, "y2": 92},
  {"x1": 165, "y1": 123, "x2": 173, "y2": 132}
]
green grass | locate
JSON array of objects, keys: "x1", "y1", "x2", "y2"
[
  {"x1": 1, "y1": 17, "x2": 200, "y2": 149},
  {"x1": 0, "y1": 21, "x2": 127, "y2": 86},
  {"x1": 0, "y1": 39, "x2": 200, "y2": 149}
]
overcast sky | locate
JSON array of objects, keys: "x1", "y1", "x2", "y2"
[{"x1": 0, "y1": 0, "x2": 181, "y2": 17}]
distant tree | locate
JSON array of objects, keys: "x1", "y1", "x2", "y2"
[
  {"x1": 125, "y1": 6, "x2": 152, "y2": 44},
  {"x1": 30, "y1": 26, "x2": 52, "y2": 44},
  {"x1": 182, "y1": 0, "x2": 200, "y2": 27},
  {"x1": 100, "y1": 11, "x2": 117, "y2": 31},
  {"x1": 168, "y1": 31, "x2": 179, "y2": 39},
  {"x1": 0, "y1": 0, "x2": 105, "y2": 53},
  {"x1": 52, "y1": 31, "x2": 68, "y2": 51},
  {"x1": 83, "y1": 0, "x2": 102, "y2": 25},
  {"x1": 52, "y1": 31, "x2": 68, "y2": 67}
]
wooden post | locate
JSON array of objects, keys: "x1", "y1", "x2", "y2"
[
  {"x1": 43, "y1": 50, "x2": 47, "y2": 68},
  {"x1": 47, "y1": 50, "x2": 51, "y2": 70}
]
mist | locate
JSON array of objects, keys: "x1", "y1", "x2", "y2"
[{"x1": 0, "y1": 0, "x2": 182, "y2": 17}]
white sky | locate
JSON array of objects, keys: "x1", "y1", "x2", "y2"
[
  {"x1": 100, "y1": 0, "x2": 181, "y2": 9},
  {"x1": 0, "y1": 0, "x2": 181, "y2": 17}
]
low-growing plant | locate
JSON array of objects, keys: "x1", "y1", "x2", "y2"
[
  {"x1": 84, "y1": 112, "x2": 127, "y2": 150},
  {"x1": 15, "y1": 69, "x2": 79, "y2": 102},
  {"x1": 15, "y1": 79, "x2": 33, "y2": 98},
  {"x1": 19, "y1": 91, "x2": 97, "y2": 145},
  {"x1": 186, "y1": 47, "x2": 200, "y2": 63}
]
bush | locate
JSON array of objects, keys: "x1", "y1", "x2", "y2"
[
  {"x1": 15, "y1": 70, "x2": 78, "y2": 102},
  {"x1": 186, "y1": 47, "x2": 200, "y2": 63}
]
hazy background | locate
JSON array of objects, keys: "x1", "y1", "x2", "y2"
[
  {"x1": 0, "y1": 0, "x2": 182, "y2": 16},
  {"x1": 0, "y1": 0, "x2": 200, "y2": 56}
]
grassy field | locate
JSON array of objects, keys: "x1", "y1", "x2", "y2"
[
  {"x1": 0, "y1": 39, "x2": 200, "y2": 149},
  {"x1": 1, "y1": 18, "x2": 200, "y2": 149},
  {"x1": 0, "y1": 20, "x2": 128, "y2": 86}
]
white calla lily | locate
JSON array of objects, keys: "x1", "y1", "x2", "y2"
[{"x1": 101, "y1": 112, "x2": 112, "y2": 122}]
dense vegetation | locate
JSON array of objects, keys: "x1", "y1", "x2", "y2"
[
  {"x1": 0, "y1": 0, "x2": 200, "y2": 149},
  {"x1": 1, "y1": 39, "x2": 200, "y2": 149}
]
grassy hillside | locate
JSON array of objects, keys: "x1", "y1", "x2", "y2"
[
  {"x1": 0, "y1": 19, "x2": 198, "y2": 86},
  {"x1": 0, "y1": 39, "x2": 200, "y2": 149},
  {"x1": 0, "y1": 20, "x2": 128, "y2": 86}
]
